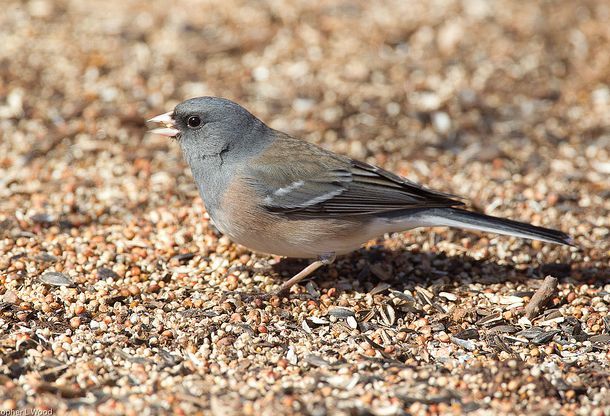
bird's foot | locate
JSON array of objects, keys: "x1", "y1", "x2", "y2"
[
  {"x1": 220, "y1": 253, "x2": 335, "y2": 303},
  {"x1": 221, "y1": 290, "x2": 313, "y2": 304}
]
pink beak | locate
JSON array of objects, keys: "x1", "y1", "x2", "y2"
[{"x1": 148, "y1": 111, "x2": 180, "y2": 137}]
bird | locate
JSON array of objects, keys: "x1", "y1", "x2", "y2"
[{"x1": 148, "y1": 96, "x2": 573, "y2": 296}]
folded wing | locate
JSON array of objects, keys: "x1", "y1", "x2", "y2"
[{"x1": 242, "y1": 134, "x2": 464, "y2": 217}]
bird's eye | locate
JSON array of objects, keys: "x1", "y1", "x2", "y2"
[{"x1": 187, "y1": 115, "x2": 202, "y2": 128}]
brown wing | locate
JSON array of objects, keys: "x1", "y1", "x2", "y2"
[{"x1": 242, "y1": 133, "x2": 464, "y2": 217}]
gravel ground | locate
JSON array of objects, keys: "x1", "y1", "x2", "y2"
[{"x1": 1, "y1": 0, "x2": 609, "y2": 415}]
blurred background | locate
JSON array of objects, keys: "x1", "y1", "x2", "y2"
[
  {"x1": 0, "y1": 0, "x2": 609, "y2": 414},
  {"x1": 1, "y1": 0, "x2": 608, "y2": 221}
]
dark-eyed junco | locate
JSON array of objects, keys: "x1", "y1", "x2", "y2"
[{"x1": 149, "y1": 97, "x2": 573, "y2": 295}]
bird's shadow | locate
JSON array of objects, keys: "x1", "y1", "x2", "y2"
[{"x1": 268, "y1": 245, "x2": 609, "y2": 294}]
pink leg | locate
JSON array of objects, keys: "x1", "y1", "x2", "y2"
[{"x1": 276, "y1": 253, "x2": 336, "y2": 296}]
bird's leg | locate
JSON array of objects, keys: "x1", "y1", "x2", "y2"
[
  {"x1": 275, "y1": 253, "x2": 336, "y2": 297},
  {"x1": 221, "y1": 253, "x2": 336, "y2": 303}
]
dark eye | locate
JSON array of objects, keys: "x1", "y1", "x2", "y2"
[{"x1": 187, "y1": 115, "x2": 202, "y2": 128}]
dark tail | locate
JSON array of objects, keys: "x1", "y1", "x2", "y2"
[{"x1": 404, "y1": 208, "x2": 574, "y2": 246}]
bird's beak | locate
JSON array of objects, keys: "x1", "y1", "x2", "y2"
[{"x1": 147, "y1": 111, "x2": 180, "y2": 137}]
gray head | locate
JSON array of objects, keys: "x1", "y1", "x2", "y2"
[
  {"x1": 148, "y1": 96, "x2": 271, "y2": 166},
  {"x1": 148, "y1": 96, "x2": 273, "y2": 216}
]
